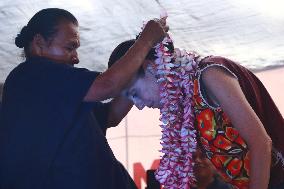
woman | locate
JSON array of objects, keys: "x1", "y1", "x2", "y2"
[
  {"x1": 108, "y1": 37, "x2": 284, "y2": 189},
  {"x1": 0, "y1": 8, "x2": 168, "y2": 189}
]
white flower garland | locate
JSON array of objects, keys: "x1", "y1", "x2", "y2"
[{"x1": 151, "y1": 36, "x2": 198, "y2": 188}]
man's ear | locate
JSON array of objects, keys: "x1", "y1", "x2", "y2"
[{"x1": 30, "y1": 34, "x2": 46, "y2": 56}]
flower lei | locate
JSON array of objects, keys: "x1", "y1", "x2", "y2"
[{"x1": 151, "y1": 36, "x2": 198, "y2": 188}]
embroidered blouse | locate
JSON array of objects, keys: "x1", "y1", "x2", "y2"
[{"x1": 193, "y1": 56, "x2": 284, "y2": 189}]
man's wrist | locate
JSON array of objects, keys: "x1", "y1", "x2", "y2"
[{"x1": 136, "y1": 34, "x2": 154, "y2": 52}]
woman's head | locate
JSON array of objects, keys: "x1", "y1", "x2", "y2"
[
  {"x1": 15, "y1": 8, "x2": 80, "y2": 66},
  {"x1": 108, "y1": 39, "x2": 162, "y2": 109}
]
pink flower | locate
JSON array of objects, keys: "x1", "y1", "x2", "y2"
[{"x1": 150, "y1": 35, "x2": 199, "y2": 188}]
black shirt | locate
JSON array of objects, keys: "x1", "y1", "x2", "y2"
[{"x1": 0, "y1": 57, "x2": 137, "y2": 189}]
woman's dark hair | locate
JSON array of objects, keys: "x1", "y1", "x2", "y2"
[
  {"x1": 15, "y1": 8, "x2": 78, "y2": 57},
  {"x1": 108, "y1": 39, "x2": 174, "y2": 76}
]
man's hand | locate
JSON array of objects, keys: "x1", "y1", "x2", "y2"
[{"x1": 139, "y1": 18, "x2": 169, "y2": 49}]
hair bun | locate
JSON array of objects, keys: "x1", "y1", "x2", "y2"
[{"x1": 15, "y1": 26, "x2": 29, "y2": 48}]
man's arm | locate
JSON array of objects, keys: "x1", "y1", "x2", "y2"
[
  {"x1": 107, "y1": 95, "x2": 133, "y2": 128},
  {"x1": 84, "y1": 19, "x2": 167, "y2": 102}
]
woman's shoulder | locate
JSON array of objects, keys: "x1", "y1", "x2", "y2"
[
  {"x1": 197, "y1": 56, "x2": 244, "y2": 83},
  {"x1": 197, "y1": 56, "x2": 238, "y2": 80},
  {"x1": 200, "y1": 55, "x2": 234, "y2": 63},
  {"x1": 198, "y1": 55, "x2": 236, "y2": 69}
]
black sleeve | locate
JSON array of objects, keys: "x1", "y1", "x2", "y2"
[{"x1": 92, "y1": 101, "x2": 111, "y2": 135}]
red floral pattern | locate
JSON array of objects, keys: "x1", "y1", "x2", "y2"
[
  {"x1": 193, "y1": 73, "x2": 250, "y2": 189},
  {"x1": 227, "y1": 158, "x2": 243, "y2": 177},
  {"x1": 196, "y1": 109, "x2": 216, "y2": 141}
]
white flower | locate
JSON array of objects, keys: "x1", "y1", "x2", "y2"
[{"x1": 147, "y1": 34, "x2": 198, "y2": 188}]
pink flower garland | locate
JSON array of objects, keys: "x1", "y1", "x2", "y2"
[{"x1": 151, "y1": 36, "x2": 198, "y2": 188}]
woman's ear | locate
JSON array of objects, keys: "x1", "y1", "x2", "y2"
[{"x1": 30, "y1": 34, "x2": 46, "y2": 56}]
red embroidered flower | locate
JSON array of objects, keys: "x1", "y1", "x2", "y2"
[
  {"x1": 196, "y1": 109, "x2": 216, "y2": 141},
  {"x1": 213, "y1": 135, "x2": 232, "y2": 151},
  {"x1": 225, "y1": 127, "x2": 239, "y2": 142},
  {"x1": 211, "y1": 154, "x2": 230, "y2": 169},
  {"x1": 226, "y1": 158, "x2": 243, "y2": 178}
]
